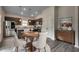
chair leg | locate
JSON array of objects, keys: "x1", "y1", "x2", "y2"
[
  {"x1": 38, "y1": 48, "x2": 40, "y2": 52},
  {"x1": 16, "y1": 46, "x2": 18, "y2": 52},
  {"x1": 44, "y1": 47, "x2": 46, "y2": 52}
]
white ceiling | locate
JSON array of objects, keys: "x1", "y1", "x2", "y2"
[{"x1": 3, "y1": 6, "x2": 49, "y2": 17}]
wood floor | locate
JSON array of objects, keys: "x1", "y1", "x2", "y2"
[{"x1": 0, "y1": 37, "x2": 79, "y2": 52}]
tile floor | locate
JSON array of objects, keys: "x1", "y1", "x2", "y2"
[
  {"x1": 47, "y1": 38, "x2": 79, "y2": 52},
  {"x1": 0, "y1": 37, "x2": 79, "y2": 52}
]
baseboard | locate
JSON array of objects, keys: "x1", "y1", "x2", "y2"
[
  {"x1": 74, "y1": 45, "x2": 79, "y2": 48},
  {"x1": 47, "y1": 35, "x2": 55, "y2": 40}
]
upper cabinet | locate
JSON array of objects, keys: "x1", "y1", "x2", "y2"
[
  {"x1": 5, "y1": 16, "x2": 21, "y2": 25},
  {"x1": 28, "y1": 18, "x2": 42, "y2": 25},
  {"x1": 28, "y1": 18, "x2": 42, "y2": 32}
]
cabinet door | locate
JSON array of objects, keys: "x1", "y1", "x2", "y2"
[{"x1": 56, "y1": 31, "x2": 75, "y2": 44}]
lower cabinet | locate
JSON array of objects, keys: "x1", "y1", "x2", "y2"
[{"x1": 55, "y1": 30, "x2": 75, "y2": 44}]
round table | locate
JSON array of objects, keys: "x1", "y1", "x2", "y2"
[{"x1": 22, "y1": 32, "x2": 39, "y2": 52}]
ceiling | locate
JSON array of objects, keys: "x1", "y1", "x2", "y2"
[{"x1": 3, "y1": 6, "x2": 49, "y2": 17}]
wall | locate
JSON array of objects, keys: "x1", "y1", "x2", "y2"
[
  {"x1": 57, "y1": 6, "x2": 75, "y2": 30},
  {"x1": 0, "y1": 7, "x2": 5, "y2": 43},
  {"x1": 56, "y1": 6, "x2": 78, "y2": 47},
  {"x1": 54, "y1": 7, "x2": 58, "y2": 30},
  {"x1": 0, "y1": 7, "x2": 2, "y2": 42},
  {"x1": 36, "y1": 7, "x2": 55, "y2": 40}
]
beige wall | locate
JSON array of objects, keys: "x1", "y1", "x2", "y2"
[
  {"x1": 74, "y1": 7, "x2": 78, "y2": 48},
  {"x1": 36, "y1": 7, "x2": 55, "y2": 40},
  {"x1": 0, "y1": 7, "x2": 5, "y2": 43},
  {"x1": 57, "y1": 6, "x2": 75, "y2": 30}
]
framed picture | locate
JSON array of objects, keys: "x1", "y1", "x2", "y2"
[{"x1": 57, "y1": 17, "x2": 72, "y2": 31}]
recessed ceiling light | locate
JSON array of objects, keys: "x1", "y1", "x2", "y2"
[
  {"x1": 21, "y1": 12, "x2": 23, "y2": 15},
  {"x1": 35, "y1": 11, "x2": 38, "y2": 14},
  {"x1": 31, "y1": 14, "x2": 34, "y2": 16},
  {"x1": 23, "y1": 8, "x2": 27, "y2": 11}
]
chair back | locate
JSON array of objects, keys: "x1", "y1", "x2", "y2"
[
  {"x1": 13, "y1": 31, "x2": 26, "y2": 52},
  {"x1": 13, "y1": 31, "x2": 18, "y2": 39},
  {"x1": 13, "y1": 31, "x2": 23, "y2": 46},
  {"x1": 37, "y1": 32, "x2": 47, "y2": 48},
  {"x1": 13, "y1": 31, "x2": 19, "y2": 46}
]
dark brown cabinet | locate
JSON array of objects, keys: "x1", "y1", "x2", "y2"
[
  {"x1": 28, "y1": 18, "x2": 42, "y2": 32},
  {"x1": 5, "y1": 16, "x2": 21, "y2": 25},
  {"x1": 28, "y1": 18, "x2": 42, "y2": 25},
  {"x1": 55, "y1": 30, "x2": 75, "y2": 44}
]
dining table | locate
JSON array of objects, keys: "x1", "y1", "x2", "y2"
[{"x1": 22, "y1": 31, "x2": 39, "y2": 52}]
